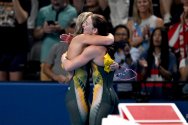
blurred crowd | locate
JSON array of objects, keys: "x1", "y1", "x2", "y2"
[{"x1": 0, "y1": 0, "x2": 188, "y2": 99}]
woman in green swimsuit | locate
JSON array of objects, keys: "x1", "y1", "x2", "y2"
[{"x1": 62, "y1": 14, "x2": 119, "y2": 125}]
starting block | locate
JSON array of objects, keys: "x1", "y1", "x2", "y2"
[
  {"x1": 102, "y1": 103, "x2": 188, "y2": 125},
  {"x1": 118, "y1": 103, "x2": 188, "y2": 125}
]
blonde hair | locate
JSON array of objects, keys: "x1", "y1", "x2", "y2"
[
  {"x1": 74, "y1": 12, "x2": 93, "y2": 35},
  {"x1": 132, "y1": 0, "x2": 153, "y2": 24}
]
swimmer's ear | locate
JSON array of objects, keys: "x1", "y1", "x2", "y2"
[{"x1": 92, "y1": 28, "x2": 98, "y2": 34}]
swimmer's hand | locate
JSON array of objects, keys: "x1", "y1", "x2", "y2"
[
  {"x1": 60, "y1": 33, "x2": 74, "y2": 44},
  {"x1": 61, "y1": 52, "x2": 68, "y2": 68},
  {"x1": 110, "y1": 61, "x2": 119, "y2": 71}
]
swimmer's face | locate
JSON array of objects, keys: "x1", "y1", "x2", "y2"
[{"x1": 82, "y1": 15, "x2": 95, "y2": 35}]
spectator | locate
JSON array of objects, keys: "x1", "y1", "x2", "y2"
[
  {"x1": 129, "y1": 0, "x2": 163, "y2": 19},
  {"x1": 111, "y1": 24, "x2": 139, "y2": 99},
  {"x1": 108, "y1": 0, "x2": 130, "y2": 27},
  {"x1": 27, "y1": 0, "x2": 51, "y2": 59},
  {"x1": 33, "y1": 0, "x2": 77, "y2": 81},
  {"x1": 113, "y1": 25, "x2": 130, "y2": 63},
  {"x1": 139, "y1": 27, "x2": 177, "y2": 99},
  {"x1": 23, "y1": 0, "x2": 40, "y2": 81},
  {"x1": 113, "y1": 41, "x2": 138, "y2": 99},
  {"x1": 43, "y1": 42, "x2": 69, "y2": 82},
  {"x1": 25, "y1": 0, "x2": 52, "y2": 80},
  {"x1": 168, "y1": 0, "x2": 188, "y2": 95},
  {"x1": 0, "y1": 0, "x2": 31, "y2": 81},
  {"x1": 42, "y1": 21, "x2": 76, "y2": 83},
  {"x1": 114, "y1": 25, "x2": 130, "y2": 42},
  {"x1": 112, "y1": 24, "x2": 139, "y2": 63},
  {"x1": 28, "y1": 0, "x2": 51, "y2": 43},
  {"x1": 114, "y1": 41, "x2": 137, "y2": 81},
  {"x1": 130, "y1": 0, "x2": 172, "y2": 25},
  {"x1": 127, "y1": 0, "x2": 164, "y2": 56}
]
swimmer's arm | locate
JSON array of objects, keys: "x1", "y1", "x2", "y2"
[
  {"x1": 62, "y1": 46, "x2": 97, "y2": 71},
  {"x1": 74, "y1": 33, "x2": 114, "y2": 45}
]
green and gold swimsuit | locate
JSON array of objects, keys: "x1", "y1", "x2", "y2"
[
  {"x1": 65, "y1": 65, "x2": 90, "y2": 125},
  {"x1": 89, "y1": 63, "x2": 119, "y2": 125}
]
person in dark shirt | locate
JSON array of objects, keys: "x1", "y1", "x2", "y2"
[{"x1": 0, "y1": 0, "x2": 31, "y2": 81}]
